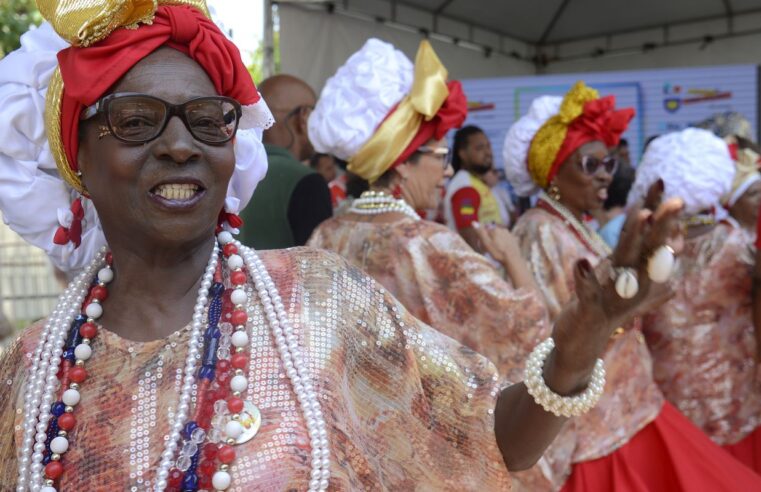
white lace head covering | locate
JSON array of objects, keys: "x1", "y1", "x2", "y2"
[
  {"x1": 627, "y1": 128, "x2": 735, "y2": 216},
  {"x1": 0, "y1": 23, "x2": 270, "y2": 274},
  {"x1": 502, "y1": 95, "x2": 563, "y2": 197},
  {"x1": 308, "y1": 38, "x2": 414, "y2": 160}
]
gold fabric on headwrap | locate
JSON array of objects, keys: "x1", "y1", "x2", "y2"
[
  {"x1": 36, "y1": 0, "x2": 210, "y2": 47},
  {"x1": 348, "y1": 40, "x2": 449, "y2": 183},
  {"x1": 40, "y1": 0, "x2": 211, "y2": 193},
  {"x1": 725, "y1": 143, "x2": 761, "y2": 206},
  {"x1": 528, "y1": 81, "x2": 599, "y2": 190},
  {"x1": 44, "y1": 68, "x2": 83, "y2": 191},
  {"x1": 733, "y1": 149, "x2": 760, "y2": 188}
]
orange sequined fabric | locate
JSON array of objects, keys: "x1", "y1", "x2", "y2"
[
  {"x1": 512, "y1": 208, "x2": 664, "y2": 489},
  {"x1": 0, "y1": 248, "x2": 511, "y2": 490},
  {"x1": 644, "y1": 223, "x2": 761, "y2": 445},
  {"x1": 309, "y1": 216, "x2": 551, "y2": 384}
]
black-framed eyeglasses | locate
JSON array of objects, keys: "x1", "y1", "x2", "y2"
[
  {"x1": 417, "y1": 146, "x2": 451, "y2": 169},
  {"x1": 81, "y1": 92, "x2": 242, "y2": 144},
  {"x1": 579, "y1": 155, "x2": 619, "y2": 176}
]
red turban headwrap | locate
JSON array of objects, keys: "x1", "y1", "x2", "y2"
[
  {"x1": 56, "y1": 5, "x2": 260, "y2": 180},
  {"x1": 528, "y1": 81, "x2": 633, "y2": 189},
  {"x1": 548, "y1": 96, "x2": 634, "y2": 183}
]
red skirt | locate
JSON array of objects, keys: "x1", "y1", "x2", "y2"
[
  {"x1": 561, "y1": 402, "x2": 761, "y2": 491},
  {"x1": 723, "y1": 425, "x2": 761, "y2": 475}
]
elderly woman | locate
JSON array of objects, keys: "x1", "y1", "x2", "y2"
[
  {"x1": 307, "y1": 39, "x2": 546, "y2": 383},
  {"x1": 0, "y1": 2, "x2": 689, "y2": 491},
  {"x1": 506, "y1": 84, "x2": 761, "y2": 490},
  {"x1": 634, "y1": 128, "x2": 761, "y2": 473}
]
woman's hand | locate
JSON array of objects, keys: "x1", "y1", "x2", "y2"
[
  {"x1": 473, "y1": 222, "x2": 537, "y2": 290},
  {"x1": 472, "y1": 222, "x2": 521, "y2": 264},
  {"x1": 494, "y1": 181, "x2": 684, "y2": 472},
  {"x1": 549, "y1": 180, "x2": 683, "y2": 391}
]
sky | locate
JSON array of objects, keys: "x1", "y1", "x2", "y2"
[{"x1": 208, "y1": 0, "x2": 265, "y2": 61}]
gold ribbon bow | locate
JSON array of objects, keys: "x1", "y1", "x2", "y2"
[
  {"x1": 724, "y1": 139, "x2": 761, "y2": 205},
  {"x1": 348, "y1": 40, "x2": 450, "y2": 183},
  {"x1": 37, "y1": 0, "x2": 210, "y2": 47}
]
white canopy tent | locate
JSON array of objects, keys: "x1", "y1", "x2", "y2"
[{"x1": 273, "y1": 0, "x2": 761, "y2": 90}]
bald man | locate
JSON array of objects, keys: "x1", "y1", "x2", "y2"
[{"x1": 239, "y1": 74, "x2": 332, "y2": 249}]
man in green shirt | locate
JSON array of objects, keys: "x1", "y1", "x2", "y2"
[{"x1": 239, "y1": 75, "x2": 332, "y2": 249}]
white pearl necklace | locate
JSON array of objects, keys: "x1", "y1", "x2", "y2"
[
  {"x1": 18, "y1": 235, "x2": 330, "y2": 492},
  {"x1": 19, "y1": 250, "x2": 105, "y2": 492},
  {"x1": 539, "y1": 191, "x2": 612, "y2": 258},
  {"x1": 154, "y1": 242, "x2": 220, "y2": 491},
  {"x1": 237, "y1": 241, "x2": 331, "y2": 490},
  {"x1": 348, "y1": 191, "x2": 420, "y2": 221}
]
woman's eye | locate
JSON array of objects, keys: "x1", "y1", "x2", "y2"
[
  {"x1": 119, "y1": 116, "x2": 154, "y2": 128},
  {"x1": 193, "y1": 117, "x2": 222, "y2": 128}
]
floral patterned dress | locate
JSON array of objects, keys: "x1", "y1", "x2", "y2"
[
  {"x1": 310, "y1": 215, "x2": 557, "y2": 490},
  {"x1": 513, "y1": 206, "x2": 761, "y2": 491},
  {"x1": 0, "y1": 248, "x2": 512, "y2": 490},
  {"x1": 512, "y1": 207, "x2": 664, "y2": 488},
  {"x1": 309, "y1": 216, "x2": 550, "y2": 385},
  {"x1": 643, "y1": 222, "x2": 761, "y2": 453}
]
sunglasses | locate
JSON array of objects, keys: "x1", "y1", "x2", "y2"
[
  {"x1": 417, "y1": 146, "x2": 451, "y2": 169},
  {"x1": 579, "y1": 155, "x2": 619, "y2": 176},
  {"x1": 81, "y1": 92, "x2": 242, "y2": 145}
]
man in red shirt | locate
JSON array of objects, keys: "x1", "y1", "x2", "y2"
[{"x1": 445, "y1": 125, "x2": 505, "y2": 252}]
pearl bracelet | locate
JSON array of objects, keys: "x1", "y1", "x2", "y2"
[{"x1": 524, "y1": 338, "x2": 606, "y2": 418}]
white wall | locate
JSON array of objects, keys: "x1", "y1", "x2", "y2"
[{"x1": 278, "y1": 3, "x2": 535, "y2": 92}]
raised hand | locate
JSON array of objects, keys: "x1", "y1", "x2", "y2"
[
  {"x1": 472, "y1": 222, "x2": 520, "y2": 262},
  {"x1": 472, "y1": 222, "x2": 537, "y2": 290},
  {"x1": 551, "y1": 181, "x2": 683, "y2": 383},
  {"x1": 494, "y1": 181, "x2": 685, "y2": 471}
]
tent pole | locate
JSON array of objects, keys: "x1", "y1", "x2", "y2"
[{"x1": 263, "y1": 0, "x2": 275, "y2": 78}]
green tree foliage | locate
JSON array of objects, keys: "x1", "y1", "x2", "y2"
[
  {"x1": 247, "y1": 31, "x2": 280, "y2": 84},
  {"x1": 0, "y1": 0, "x2": 42, "y2": 58}
]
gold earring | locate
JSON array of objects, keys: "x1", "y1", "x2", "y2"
[
  {"x1": 548, "y1": 182, "x2": 561, "y2": 201},
  {"x1": 98, "y1": 125, "x2": 112, "y2": 139}
]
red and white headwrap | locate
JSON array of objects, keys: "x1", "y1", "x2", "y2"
[
  {"x1": 308, "y1": 38, "x2": 467, "y2": 183},
  {"x1": 0, "y1": 2, "x2": 272, "y2": 273}
]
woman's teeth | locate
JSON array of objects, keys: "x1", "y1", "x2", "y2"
[{"x1": 154, "y1": 183, "x2": 199, "y2": 200}]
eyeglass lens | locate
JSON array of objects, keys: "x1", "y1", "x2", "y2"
[
  {"x1": 581, "y1": 155, "x2": 618, "y2": 175},
  {"x1": 418, "y1": 146, "x2": 451, "y2": 169},
  {"x1": 107, "y1": 95, "x2": 238, "y2": 144}
]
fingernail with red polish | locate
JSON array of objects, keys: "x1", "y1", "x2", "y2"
[
  {"x1": 577, "y1": 259, "x2": 593, "y2": 277},
  {"x1": 656, "y1": 179, "x2": 664, "y2": 192},
  {"x1": 647, "y1": 214, "x2": 654, "y2": 225}
]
